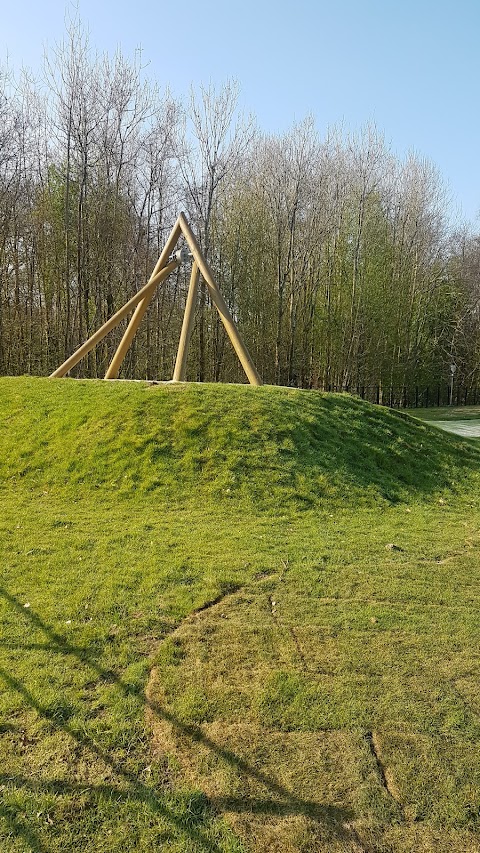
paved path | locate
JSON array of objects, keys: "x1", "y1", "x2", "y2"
[{"x1": 424, "y1": 419, "x2": 480, "y2": 438}]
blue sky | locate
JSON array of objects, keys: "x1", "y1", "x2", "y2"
[{"x1": 2, "y1": 0, "x2": 479, "y2": 224}]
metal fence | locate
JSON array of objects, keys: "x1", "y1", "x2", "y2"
[{"x1": 323, "y1": 384, "x2": 480, "y2": 408}]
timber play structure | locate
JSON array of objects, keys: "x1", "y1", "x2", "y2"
[{"x1": 50, "y1": 212, "x2": 262, "y2": 386}]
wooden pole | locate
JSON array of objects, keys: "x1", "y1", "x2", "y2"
[
  {"x1": 105, "y1": 220, "x2": 183, "y2": 379},
  {"x1": 172, "y1": 261, "x2": 200, "y2": 382},
  {"x1": 50, "y1": 260, "x2": 179, "y2": 378},
  {"x1": 178, "y1": 213, "x2": 262, "y2": 386}
]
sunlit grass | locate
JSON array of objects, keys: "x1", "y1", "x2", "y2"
[
  {"x1": 2, "y1": 378, "x2": 480, "y2": 851},
  {"x1": 410, "y1": 404, "x2": 480, "y2": 422}
]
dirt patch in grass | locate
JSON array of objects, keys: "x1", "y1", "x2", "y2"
[{"x1": 367, "y1": 731, "x2": 402, "y2": 806}]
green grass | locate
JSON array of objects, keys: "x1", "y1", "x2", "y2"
[
  {"x1": 409, "y1": 404, "x2": 480, "y2": 422},
  {"x1": 2, "y1": 378, "x2": 480, "y2": 852},
  {"x1": 2, "y1": 377, "x2": 480, "y2": 507}
]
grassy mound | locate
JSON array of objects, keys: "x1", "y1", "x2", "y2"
[{"x1": 1, "y1": 376, "x2": 479, "y2": 507}]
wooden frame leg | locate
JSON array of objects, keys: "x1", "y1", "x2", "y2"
[
  {"x1": 172, "y1": 261, "x2": 200, "y2": 382},
  {"x1": 50, "y1": 259, "x2": 179, "y2": 378},
  {"x1": 178, "y1": 213, "x2": 262, "y2": 386},
  {"x1": 105, "y1": 221, "x2": 183, "y2": 379}
]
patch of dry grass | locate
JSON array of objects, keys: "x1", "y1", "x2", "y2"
[{"x1": 147, "y1": 551, "x2": 480, "y2": 852}]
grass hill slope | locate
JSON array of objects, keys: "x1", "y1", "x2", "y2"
[
  {"x1": 1, "y1": 376, "x2": 479, "y2": 507},
  {"x1": 1, "y1": 377, "x2": 480, "y2": 853}
]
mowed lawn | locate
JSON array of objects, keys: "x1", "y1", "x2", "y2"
[
  {"x1": 2, "y1": 378, "x2": 480, "y2": 853},
  {"x1": 410, "y1": 405, "x2": 480, "y2": 440}
]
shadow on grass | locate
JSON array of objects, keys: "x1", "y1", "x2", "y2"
[
  {"x1": 0, "y1": 586, "x2": 356, "y2": 852},
  {"x1": 0, "y1": 804, "x2": 50, "y2": 853}
]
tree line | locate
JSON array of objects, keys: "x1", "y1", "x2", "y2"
[{"x1": 1, "y1": 23, "x2": 479, "y2": 392}]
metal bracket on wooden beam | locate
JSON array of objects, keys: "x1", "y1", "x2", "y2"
[{"x1": 171, "y1": 247, "x2": 192, "y2": 264}]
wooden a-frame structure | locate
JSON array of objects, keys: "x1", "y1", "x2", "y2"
[{"x1": 50, "y1": 212, "x2": 262, "y2": 386}]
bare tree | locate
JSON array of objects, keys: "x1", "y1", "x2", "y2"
[{"x1": 177, "y1": 81, "x2": 255, "y2": 380}]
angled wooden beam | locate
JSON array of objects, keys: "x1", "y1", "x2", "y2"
[
  {"x1": 172, "y1": 261, "x2": 200, "y2": 382},
  {"x1": 50, "y1": 259, "x2": 179, "y2": 378},
  {"x1": 105, "y1": 219, "x2": 183, "y2": 379},
  {"x1": 51, "y1": 212, "x2": 262, "y2": 386},
  {"x1": 178, "y1": 213, "x2": 262, "y2": 386}
]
